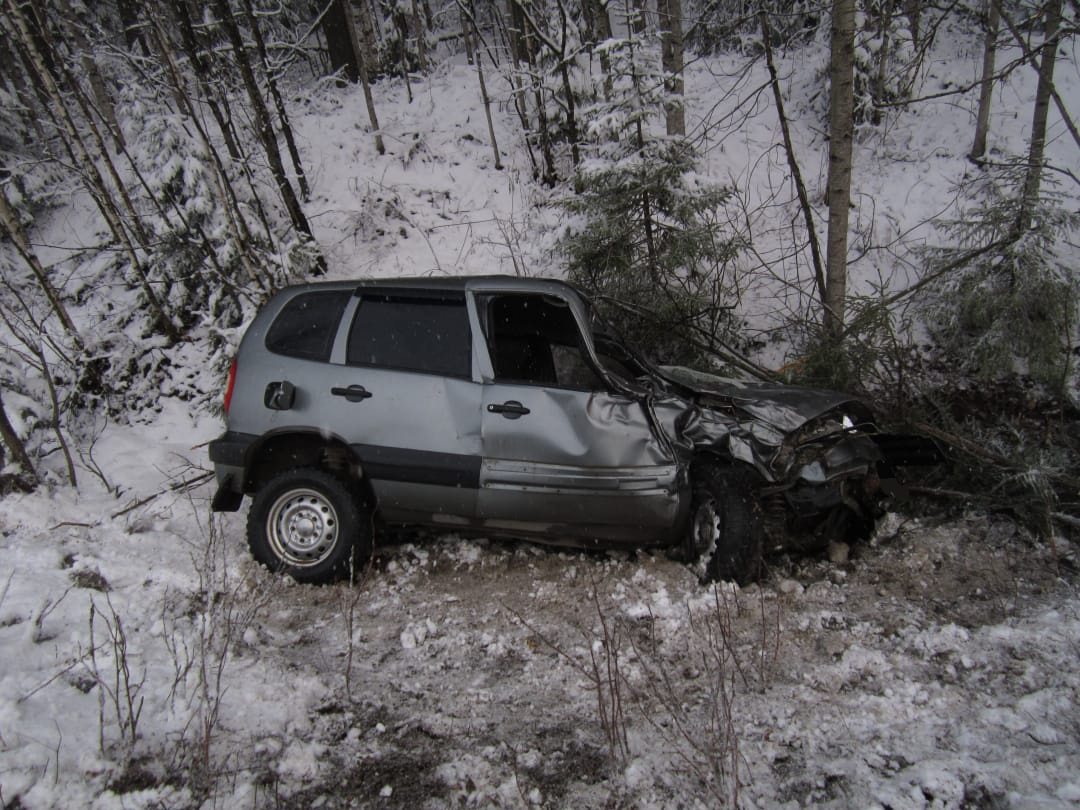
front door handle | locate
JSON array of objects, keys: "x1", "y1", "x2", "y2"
[
  {"x1": 331, "y1": 385, "x2": 373, "y2": 403},
  {"x1": 487, "y1": 400, "x2": 530, "y2": 419}
]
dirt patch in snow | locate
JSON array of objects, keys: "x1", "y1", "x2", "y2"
[{"x1": 241, "y1": 512, "x2": 1076, "y2": 809}]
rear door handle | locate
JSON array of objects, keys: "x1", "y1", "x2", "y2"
[
  {"x1": 487, "y1": 400, "x2": 530, "y2": 419},
  {"x1": 331, "y1": 385, "x2": 373, "y2": 403}
]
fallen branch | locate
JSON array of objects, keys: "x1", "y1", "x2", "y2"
[
  {"x1": 109, "y1": 471, "x2": 215, "y2": 519},
  {"x1": 911, "y1": 421, "x2": 1080, "y2": 492}
]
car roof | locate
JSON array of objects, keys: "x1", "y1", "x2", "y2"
[{"x1": 275, "y1": 274, "x2": 585, "y2": 299}]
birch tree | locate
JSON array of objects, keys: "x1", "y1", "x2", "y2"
[
  {"x1": 824, "y1": 0, "x2": 856, "y2": 336},
  {"x1": 970, "y1": 0, "x2": 1000, "y2": 161},
  {"x1": 657, "y1": 0, "x2": 685, "y2": 136},
  {"x1": 1017, "y1": 0, "x2": 1064, "y2": 232}
]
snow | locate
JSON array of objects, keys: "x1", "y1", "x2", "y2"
[
  {"x1": 2, "y1": 12, "x2": 1079, "y2": 810},
  {"x1": 5, "y1": 459, "x2": 1076, "y2": 809}
]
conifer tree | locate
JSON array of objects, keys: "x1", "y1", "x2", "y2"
[{"x1": 561, "y1": 26, "x2": 739, "y2": 364}]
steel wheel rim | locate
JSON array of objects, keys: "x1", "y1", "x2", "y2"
[
  {"x1": 691, "y1": 498, "x2": 721, "y2": 556},
  {"x1": 265, "y1": 487, "x2": 340, "y2": 567}
]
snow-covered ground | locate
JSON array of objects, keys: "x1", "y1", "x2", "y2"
[
  {"x1": 2, "y1": 19, "x2": 1079, "y2": 810},
  {"x1": 2, "y1": 422, "x2": 1078, "y2": 808}
]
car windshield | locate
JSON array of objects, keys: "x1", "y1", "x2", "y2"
[{"x1": 583, "y1": 306, "x2": 665, "y2": 387}]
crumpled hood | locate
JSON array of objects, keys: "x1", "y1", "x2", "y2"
[{"x1": 657, "y1": 366, "x2": 863, "y2": 433}]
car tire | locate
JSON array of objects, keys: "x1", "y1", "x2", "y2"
[
  {"x1": 247, "y1": 468, "x2": 371, "y2": 583},
  {"x1": 686, "y1": 465, "x2": 765, "y2": 586}
]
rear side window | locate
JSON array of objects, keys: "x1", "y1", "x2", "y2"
[
  {"x1": 265, "y1": 290, "x2": 350, "y2": 361},
  {"x1": 347, "y1": 293, "x2": 471, "y2": 377}
]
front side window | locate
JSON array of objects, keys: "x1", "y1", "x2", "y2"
[
  {"x1": 346, "y1": 293, "x2": 471, "y2": 377},
  {"x1": 480, "y1": 293, "x2": 604, "y2": 389}
]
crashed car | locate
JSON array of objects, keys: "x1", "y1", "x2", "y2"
[{"x1": 209, "y1": 275, "x2": 930, "y2": 584}]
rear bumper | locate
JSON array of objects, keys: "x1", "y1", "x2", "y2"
[{"x1": 209, "y1": 432, "x2": 258, "y2": 512}]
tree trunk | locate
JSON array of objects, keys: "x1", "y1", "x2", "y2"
[
  {"x1": 172, "y1": 0, "x2": 244, "y2": 161},
  {"x1": 116, "y1": 0, "x2": 148, "y2": 53},
  {"x1": 546, "y1": 0, "x2": 581, "y2": 166},
  {"x1": 147, "y1": 16, "x2": 270, "y2": 296},
  {"x1": 874, "y1": 0, "x2": 894, "y2": 122},
  {"x1": 625, "y1": 8, "x2": 657, "y2": 276},
  {"x1": 5, "y1": 0, "x2": 179, "y2": 341},
  {"x1": 323, "y1": 0, "x2": 360, "y2": 82},
  {"x1": 51, "y1": 0, "x2": 125, "y2": 150},
  {"x1": 970, "y1": 0, "x2": 1000, "y2": 161},
  {"x1": 212, "y1": 0, "x2": 326, "y2": 274},
  {"x1": 0, "y1": 184, "x2": 83, "y2": 346},
  {"x1": 0, "y1": 34, "x2": 43, "y2": 146},
  {"x1": 657, "y1": 0, "x2": 685, "y2": 136},
  {"x1": 761, "y1": 12, "x2": 827, "y2": 304},
  {"x1": 468, "y1": 0, "x2": 503, "y2": 170},
  {"x1": 507, "y1": 0, "x2": 530, "y2": 64},
  {"x1": 0, "y1": 389, "x2": 38, "y2": 490},
  {"x1": 411, "y1": 0, "x2": 428, "y2": 72},
  {"x1": 999, "y1": 3, "x2": 1080, "y2": 153},
  {"x1": 496, "y1": 1, "x2": 540, "y2": 178},
  {"x1": 345, "y1": 0, "x2": 386, "y2": 155},
  {"x1": 170, "y1": 0, "x2": 276, "y2": 244},
  {"x1": 905, "y1": 0, "x2": 921, "y2": 49},
  {"x1": 630, "y1": 0, "x2": 646, "y2": 35},
  {"x1": 461, "y1": 4, "x2": 475, "y2": 64},
  {"x1": 590, "y1": 0, "x2": 613, "y2": 97},
  {"x1": 1018, "y1": 0, "x2": 1062, "y2": 232},
  {"x1": 825, "y1": 0, "x2": 856, "y2": 336},
  {"x1": 515, "y1": 3, "x2": 556, "y2": 185},
  {"x1": 240, "y1": 0, "x2": 311, "y2": 200},
  {"x1": 394, "y1": 9, "x2": 414, "y2": 102}
]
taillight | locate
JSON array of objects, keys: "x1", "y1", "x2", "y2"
[{"x1": 223, "y1": 358, "x2": 238, "y2": 416}]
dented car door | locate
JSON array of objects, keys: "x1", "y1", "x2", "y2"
[{"x1": 474, "y1": 290, "x2": 682, "y2": 544}]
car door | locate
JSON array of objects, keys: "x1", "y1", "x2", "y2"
[
  {"x1": 475, "y1": 291, "x2": 681, "y2": 543},
  {"x1": 319, "y1": 288, "x2": 484, "y2": 523}
]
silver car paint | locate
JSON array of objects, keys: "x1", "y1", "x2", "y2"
[{"x1": 218, "y1": 276, "x2": 878, "y2": 547}]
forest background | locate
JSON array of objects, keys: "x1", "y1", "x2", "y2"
[
  {"x1": 0, "y1": 0, "x2": 1079, "y2": 806},
  {"x1": 1, "y1": 0, "x2": 1078, "y2": 516}
]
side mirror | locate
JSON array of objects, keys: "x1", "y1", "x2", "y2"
[{"x1": 264, "y1": 380, "x2": 295, "y2": 410}]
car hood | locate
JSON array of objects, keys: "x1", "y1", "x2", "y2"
[{"x1": 657, "y1": 366, "x2": 863, "y2": 433}]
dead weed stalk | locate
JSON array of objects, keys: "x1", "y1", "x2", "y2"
[
  {"x1": 85, "y1": 592, "x2": 145, "y2": 756},
  {"x1": 504, "y1": 572, "x2": 631, "y2": 771}
]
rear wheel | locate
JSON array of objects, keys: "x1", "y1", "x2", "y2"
[
  {"x1": 686, "y1": 465, "x2": 765, "y2": 585},
  {"x1": 247, "y1": 468, "x2": 371, "y2": 583}
]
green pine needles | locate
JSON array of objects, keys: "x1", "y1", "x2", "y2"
[
  {"x1": 921, "y1": 169, "x2": 1078, "y2": 391},
  {"x1": 559, "y1": 36, "x2": 744, "y2": 366}
]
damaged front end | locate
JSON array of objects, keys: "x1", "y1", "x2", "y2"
[{"x1": 655, "y1": 365, "x2": 921, "y2": 553}]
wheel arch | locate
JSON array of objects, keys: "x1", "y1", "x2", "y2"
[{"x1": 243, "y1": 429, "x2": 376, "y2": 508}]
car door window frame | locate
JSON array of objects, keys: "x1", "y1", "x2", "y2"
[
  {"x1": 344, "y1": 290, "x2": 473, "y2": 379},
  {"x1": 477, "y1": 291, "x2": 610, "y2": 392}
]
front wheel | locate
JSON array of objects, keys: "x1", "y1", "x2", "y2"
[
  {"x1": 685, "y1": 466, "x2": 765, "y2": 586},
  {"x1": 247, "y1": 468, "x2": 371, "y2": 583}
]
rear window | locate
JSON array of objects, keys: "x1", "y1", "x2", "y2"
[
  {"x1": 265, "y1": 290, "x2": 350, "y2": 361},
  {"x1": 346, "y1": 293, "x2": 471, "y2": 377}
]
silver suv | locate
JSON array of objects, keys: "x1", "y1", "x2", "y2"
[{"x1": 210, "y1": 276, "x2": 925, "y2": 583}]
